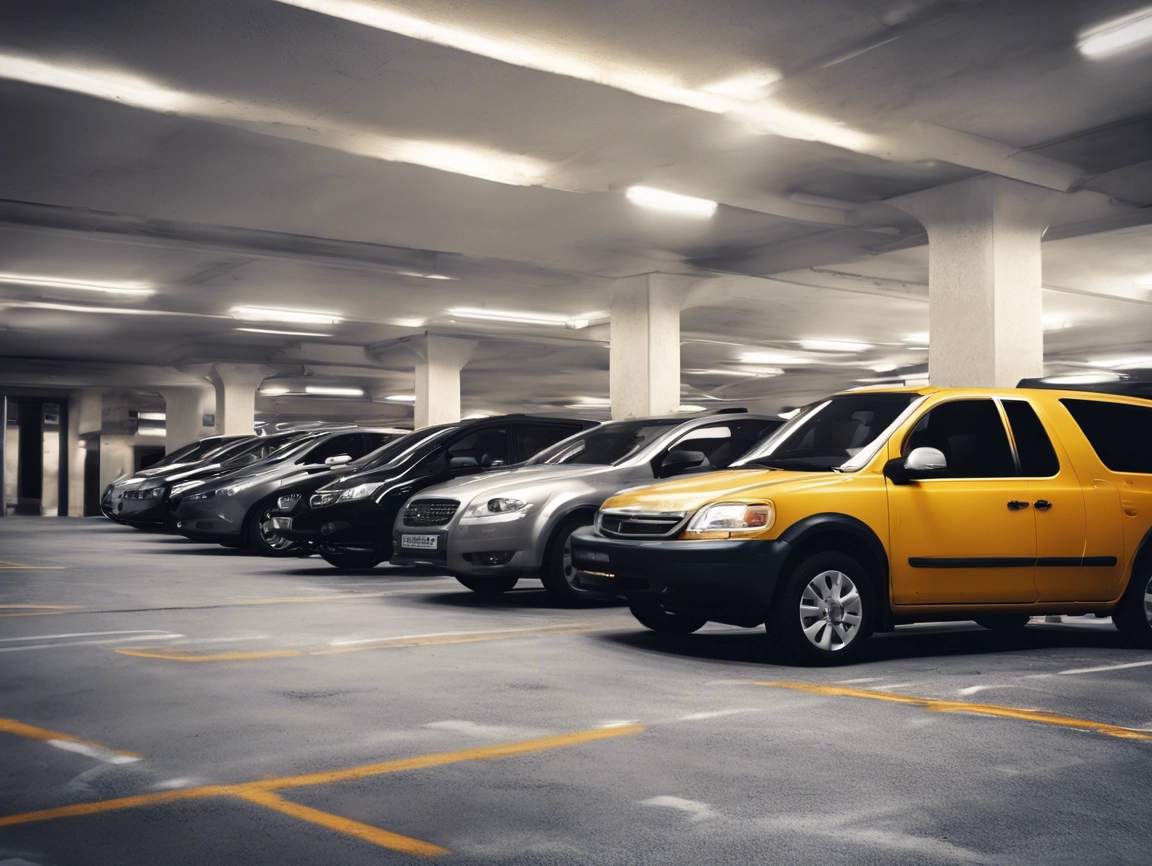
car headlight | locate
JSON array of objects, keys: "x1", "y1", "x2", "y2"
[
  {"x1": 124, "y1": 486, "x2": 165, "y2": 500},
  {"x1": 184, "y1": 489, "x2": 216, "y2": 502},
  {"x1": 684, "y1": 502, "x2": 774, "y2": 537},
  {"x1": 461, "y1": 497, "x2": 529, "y2": 520},
  {"x1": 310, "y1": 491, "x2": 339, "y2": 508},
  {"x1": 336, "y1": 483, "x2": 383, "y2": 503}
]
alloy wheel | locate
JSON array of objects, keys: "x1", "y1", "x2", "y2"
[
  {"x1": 259, "y1": 509, "x2": 294, "y2": 551},
  {"x1": 798, "y1": 569, "x2": 863, "y2": 652}
]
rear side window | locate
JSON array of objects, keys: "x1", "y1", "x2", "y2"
[
  {"x1": 904, "y1": 399, "x2": 1016, "y2": 478},
  {"x1": 1061, "y1": 399, "x2": 1152, "y2": 473},
  {"x1": 1002, "y1": 401, "x2": 1059, "y2": 477}
]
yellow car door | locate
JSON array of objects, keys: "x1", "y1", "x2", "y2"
[{"x1": 888, "y1": 398, "x2": 1038, "y2": 605}]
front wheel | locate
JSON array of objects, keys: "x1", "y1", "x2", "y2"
[
  {"x1": 1112, "y1": 568, "x2": 1152, "y2": 648},
  {"x1": 974, "y1": 614, "x2": 1031, "y2": 632},
  {"x1": 320, "y1": 548, "x2": 382, "y2": 570},
  {"x1": 539, "y1": 515, "x2": 597, "y2": 604},
  {"x1": 245, "y1": 501, "x2": 300, "y2": 557},
  {"x1": 629, "y1": 602, "x2": 707, "y2": 635},
  {"x1": 770, "y1": 552, "x2": 874, "y2": 665},
  {"x1": 455, "y1": 575, "x2": 519, "y2": 595}
]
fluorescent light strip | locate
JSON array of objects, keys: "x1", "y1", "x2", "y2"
[
  {"x1": 798, "y1": 339, "x2": 873, "y2": 353},
  {"x1": 741, "y1": 350, "x2": 811, "y2": 366},
  {"x1": 626, "y1": 186, "x2": 717, "y2": 218},
  {"x1": 395, "y1": 270, "x2": 457, "y2": 281},
  {"x1": 448, "y1": 307, "x2": 592, "y2": 329},
  {"x1": 137, "y1": 412, "x2": 166, "y2": 421},
  {"x1": 0, "y1": 273, "x2": 154, "y2": 296},
  {"x1": 231, "y1": 306, "x2": 342, "y2": 325},
  {"x1": 384, "y1": 395, "x2": 416, "y2": 403},
  {"x1": 237, "y1": 327, "x2": 332, "y2": 337},
  {"x1": 304, "y1": 386, "x2": 365, "y2": 397},
  {"x1": 0, "y1": 300, "x2": 214, "y2": 317},
  {"x1": 1079, "y1": 6, "x2": 1152, "y2": 57}
]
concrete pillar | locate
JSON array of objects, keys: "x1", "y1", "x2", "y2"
[
  {"x1": 406, "y1": 335, "x2": 478, "y2": 429},
  {"x1": 610, "y1": 274, "x2": 687, "y2": 419},
  {"x1": 890, "y1": 175, "x2": 1062, "y2": 388},
  {"x1": 160, "y1": 385, "x2": 217, "y2": 453},
  {"x1": 211, "y1": 365, "x2": 272, "y2": 436},
  {"x1": 67, "y1": 391, "x2": 102, "y2": 516}
]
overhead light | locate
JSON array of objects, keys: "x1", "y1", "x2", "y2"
[
  {"x1": 798, "y1": 339, "x2": 873, "y2": 353},
  {"x1": 237, "y1": 327, "x2": 331, "y2": 337},
  {"x1": 870, "y1": 362, "x2": 900, "y2": 373},
  {"x1": 448, "y1": 307, "x2": 594, "y2": 329},
  {"x1": 1078, "y1": 6, "x2": 1152, "y2": 57},
  {"x1": 0, "y1": 300, "x2": 212, "y2": 317},
  {"x1": 778, "y1": 408, "x2": 801, "y2": 420},
  {"x1": 1041, "y1": 372, "x2": 1123, "y2": 385},
  {"x1": 137, "y1": 427, "x2": 167, "y2": 437},
  {"x1": 741, "y1": 350, "x2": 810, "y2": 366},
  {"x1": 701, "y1": 69, "x2": 781, "y2": 100},
  {"x1": 907, "y1": 346, "x2": 929, "y2": 352},
  {"x1": 0, "y1": 53, "x2": 193, "y2": 112},
  {"x1": 570, "y1": 396, "x2": 611, "y2": 406},
  {"x1": 905, "y1": 332, "x2": 929, "y2": 344},
  {"x1": 1087, "y1": 355, "x2": 1152, "y2": 370},
  {"x1": 231, "y1": 306, "x2": 342, "y2": 325},
  {"x1": 686, "y1": 368, "x2": 782, "y2": 378},
  {"x1": 0, "y1": 273, "x2": 154, "y2": 296},
  {"x1": 676, "y1": 405, "x2": 706, "y2": 413},
  {"x1": 137, "y1": 412, "x2": 166, "y2": 421},
  {"x1": 1137, "y1": 275, "x2": 1152, "y2": 287},
  {"x1": 383, "y1": 395, "x2": 416, "y2": 403},
  {"x1": 395, "y1": 270, "x2": 457, "y2": 281},
  {"x1": 259, "y1": 387, "x2": 292, "y2": 396},
  {"x1": 462, "y1": 412, "x2": 492, "y2": 419},
  {"x1": 1042, "y1": 314, "x2": 1074, "y2": 331},
  {"x1": 625, "y1": 186, "x2": 717, "y2": 218},
  {"x1": 304, "y1": 386, "x2": 365, "y2": 397},
  {"x1": 389, "y1": 317, "x2": 427, "y2": 328}
]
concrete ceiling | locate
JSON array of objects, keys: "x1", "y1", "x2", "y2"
[{"x1": 1, "y1": 0, "x2": 1151, "y2": 422}]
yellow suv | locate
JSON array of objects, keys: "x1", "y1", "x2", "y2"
[{"x1": 570, "y1": 388, "x2": 1152, "y2": 664}]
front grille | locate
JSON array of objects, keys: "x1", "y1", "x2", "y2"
[
  {"x1": 403, "y1": 498, "x2": 460, "y2": 527},
  {"x1": 597, "y1": 509, "x2": 687, "y2": 539}
]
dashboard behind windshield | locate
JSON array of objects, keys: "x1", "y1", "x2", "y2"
[{"x1": 529, "y1": 420, "x2": 681, "y2": 466}]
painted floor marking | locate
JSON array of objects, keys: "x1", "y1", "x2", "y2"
[
  {"x1": 0, "y1": 718, "x2": 142, "y2": 763},
  {"x1": 0, "y1": 605, "x2": 80, "y2": 619},
  {"x1": 1059, "y1": 659, "x2": 1152, "y2": 675},
  {"x1": 0, "y1": 561, "x2": 64, "y2": 570},
  {"x1": 0, "y1": 632, "x2": 181, "y2": 654},
  {"x1": 0, "y1": 630, "x2": 173, "y2": 643},
  {"x1": 0, "y1": 724, "x2": 644, "y2": 856},
  {"x1": 753, "y1": 681, "x2": 1152, "y2": 742}
]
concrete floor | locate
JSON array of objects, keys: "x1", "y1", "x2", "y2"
[{"x1": 1, "y1": 518, "x2": 1151, "y2": 866}]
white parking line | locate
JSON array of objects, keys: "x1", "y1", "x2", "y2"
[
  {"x1": 0, "y1": 633, "x2": 181, "y2": 653},
  {"x1": 837, "y1": 677, "x2": 883, "y2": 684},
  {"x1": 678, "y1": 709, "x2": 757, "y2": 721},
  {"x1": 0, "y1": 630, "x2": 173, "y2": 643},
  {"x1": 1059, "y1": 659, "x2": 1152, "y2": 675},
  {"x1": 46, "y1": 739, "x2": 140, "y2": 765}
]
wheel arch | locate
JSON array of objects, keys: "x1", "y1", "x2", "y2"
[
  {"x1": 1122, "y1": 523, "x2": 1152, "y2": 601},
  {"x1": 539, "y1": 503, "x2": 600, "y2": 566}
]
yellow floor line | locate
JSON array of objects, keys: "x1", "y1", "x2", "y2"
[
  {"x1": 0, "y1": 605, "x2": 81, "y2": 618},
  {"x1": 0, "y1": 724, "x2": 643, "y2": 829},
  {"x1": 234, "y1": 789, "x2": 449, "y2": 856},
  {"x1": 0, "y1": 563, "x2": 66, "y2": 570},
  {"x1": 0, "y1": 718, "x2": 143, "y2": 759},
  {"x1": 116, "y1": 648, "x2": 303, "y2": 662},
  {"x1": 755, "y1": 681, "x2": 1152, "y2": 742}
]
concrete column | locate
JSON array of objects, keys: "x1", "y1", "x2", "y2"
[
  {"x1": 160, "y1": 385, "x2": 217, "y2": 453},
  {"x1": 406, "y1": 335, "x2": 478, "y2": 429},
  {"x1": 211, "y1": 365, "x2": 272, "y2": 436},
  {"x1": 610, "y1": 274, "x2": 687, "y2": 419},
  {"x1": 891, "y1": 175, "x2": 1062, "y2": 388},
  {"x1": 67, "y1": 391, "x2": 101, "y2": 516}
]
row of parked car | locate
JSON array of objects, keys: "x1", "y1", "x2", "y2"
[{"x1": 105, "y1": 384, "x2": 1152, "y2": 664}]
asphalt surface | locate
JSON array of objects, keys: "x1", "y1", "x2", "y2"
[{"x1": 2, "y1": 517, "x2": 1151, "y2": 865}]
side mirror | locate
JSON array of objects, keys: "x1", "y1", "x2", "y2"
[
  {"x1": 324, "y1": 454, "x2": 352, "y2": 466},
  {"x1": 660, "y1": 449, "x2": 707, "y2": 476},
  {"x1": 884, "y1": 447, "x2": 947, "y2": 485}
]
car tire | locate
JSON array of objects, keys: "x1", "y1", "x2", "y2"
[
  {"x1": 770, "y1": 551, "x2": 874, "y2": 665},
  {"x1": 245, "y1": 499, "x2": 299, "y2": 557},
  {"x1": 628, "y1": 601, "x2": 707, "y2": 635},
  {"x1": 455, "y1": 574, "x2": 519, "y2": 595},
  {"x1": 320, "y1": 549, "x2": 382, "y2": 570},
  {"x1": 539, "y1": 514, "x2": 597, "y2": 605},
  {"x1": 1112, "y1": 566, "x2": 1152, "y2": 648},
  {"x1": 974, "y1": 614, "x2": 1031, "y2": 631}
]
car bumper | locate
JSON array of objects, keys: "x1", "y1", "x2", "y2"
[
  {"x1": 391, "y1": 514, "x2": 538, "y2": 575},
  {"x1": 116, "y1": 498, "x2": 169, "y2": 526},
  {"x1": 276, "y1": 501, "x2": 396, "y2": 551},
  {"x1": 568, "y1": 527, "x2": 788, "y2": 614},
  {"x1": 172, "y1": 498, "x2": 246, "y2": 541}
]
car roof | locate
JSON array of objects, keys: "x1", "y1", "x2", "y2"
[{"x1": 829, "y1": 385, "x2": 1152, "y2": 409}]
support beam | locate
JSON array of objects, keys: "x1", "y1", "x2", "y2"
[
  {"x1": 405, "y1": 335, "x2": 477, "y2": 429},
  {"x1": 610, "y1": 274, "x2": 688, "y2": 420},
  {"x1": 890, "y1": 176, "x2": 1063, "y2": 388},
  {"x1": 160, "y1": 385, "x2": 217, "y2": 453},
  {"x1": 211, "y1": 365, "x2": 274, "y2": 436}
]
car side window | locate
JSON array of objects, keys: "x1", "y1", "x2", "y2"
[
  {"x1": 904, "y1": 399, "x2": 1016, "y2": 478},
  {"x1": 423, "y1": 427, "x2": 511, "y2": 472},
  {"x1": 1002, "y1": 401, "x2": 1059, "y2": 477},
  {"x1": 364, "y1": 433, "x2": 395, "y2": 452},
  {"x1": 514, "y1": 423, "x2": 584, "y2": 461},
  {"x1": 303, "y1": 434, "x2": 364, "y2": 465},
  {"x1": 1061, "y1": 399, "x2": 1152, "y2": 474}
]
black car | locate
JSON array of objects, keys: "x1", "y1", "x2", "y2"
[{"x1": 269, "y1": 415, "x2": 596, "y2": 569}]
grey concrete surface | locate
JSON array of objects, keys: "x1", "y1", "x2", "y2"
[{"x1": 1, "y1": 517, "x2": 1151, "y2": 865}]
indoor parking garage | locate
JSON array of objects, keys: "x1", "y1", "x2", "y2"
[{"x1": 3, "y1": 2, "x2": 1152, "y2": 864}]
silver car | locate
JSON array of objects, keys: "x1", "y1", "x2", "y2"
[{"x1": 391, "y1": 412, "x2": 780, "y2": 602}]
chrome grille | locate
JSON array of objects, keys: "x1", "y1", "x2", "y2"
[
  {"x1": 597, "y1": 509, "x2": 686, "y2": 539},
  {"x1": 403, "y1": 498, "x2": 460, "y2": 527}
]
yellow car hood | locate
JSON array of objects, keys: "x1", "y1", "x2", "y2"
[{"x1": 604, "y1": 469, "x2": 847, "y2": 513}]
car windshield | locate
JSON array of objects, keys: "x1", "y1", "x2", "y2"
[
  {"x1": 360, "y1": 427, "x2": 455, "y2": 471},
  {"x1": 149, "y1": 439, "x2": 207, "y2": 468},
  {"x1": 198, "y1": 437, "x2": 256, "y2": 463},
  {"x1": 221, "y1": 433, "x2": 314, "y2": 467},
  {"x1": 732, "y1": 393, "x2": 921, "y2": 472},
  {"x1": 528, "y1": 419, "x2": 682, "y2": 466}
]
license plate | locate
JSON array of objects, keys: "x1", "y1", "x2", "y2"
[
  {"x1": 401, "y1": 534, "x2": 439, "y2": 550},
  {"x1": 271, "y1": 516, "x2": 292, "y2": 530}
]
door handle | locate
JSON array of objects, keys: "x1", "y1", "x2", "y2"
[
  {"x1": 1007, "y1": 500, "x2": 1030, "y2": 510},
  {"x1": 1034, "y1": 500, "x2": 1053, "y2": 511}
]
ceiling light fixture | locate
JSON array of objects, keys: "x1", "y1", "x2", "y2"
[
  {"x1": 1042, "y1": 372, "x2": 1123, "y2": 385},
  {"x1": 1088, "y1": 355, "x2": 1152, "y2": 370},
  {"x1": 137, "y1": 412, "x2": 166, "y2": 421},
  {"x1": 395, "y1": 270, "x2": 457, "y2": 281},
  {"x1": 0, "y1": 273, "x2": 154, "y2": 296},
  {"x1": 0, "y1": 53, "x2": 193, "y2": 112},
  {"x1": 1078, "y1": 6, "x2": 1152, "y2": 57},
  {"x1": 798, "y1": 339, "x2": 873, "y2": 353},
  {"x1": 259, "y1": 387, "x2": 292, "y2": 396},
  {"x1": 448, "y1": 307, "x2": 594, "y2": 329},
  {"x1": 741, "y1": 350, "x2": 811, "y2": 366},
  {"x1": 383, "y1": 395, "x2": 416, "y2": 403},
  {"x1": 625, "y1": 186, "x2": 717, "y2": 218},
  {"x1": 231, "y1": 306, "x2": 342, "y2": 325},
  {"x1": 686, "y1": 368, "x2": 782, "y2": 378},
  {"x1": 237, "y1": 327, "x2": 331, "y2": 337},
  {"x1": 904, "y1": 332, "x2": 929, "y2": 344},
  {"x1": 676, "y1": 405, "x2": 706, "y2": 413},
  {"x1": 304, "y1": 386, "x2": 365, "y2": 397}
]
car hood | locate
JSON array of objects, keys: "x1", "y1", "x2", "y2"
[
  {"x1": 599, "y1": 469, "x2": 853, "y2": 513},
  {"x1": 417, "y1": 464, "x2": 615, "y2": 502}
]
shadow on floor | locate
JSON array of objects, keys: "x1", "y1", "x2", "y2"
[{"x1": 415, "y1": 585, "x2": 626, "y2": 611}]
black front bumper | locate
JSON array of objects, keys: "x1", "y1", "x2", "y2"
[
  {"x1": 569, "y1": 528, "x2": 789, "y2": 622},
  {"x1": 275, "y1": 500, "x2": 396, "y2": 553}
]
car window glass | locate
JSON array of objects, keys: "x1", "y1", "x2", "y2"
[
  {"x1": 529, "y1": 419, "x2": 681, "y2": 465},
  {"x1": 1061, "y1": 398, "x2": 1152, "y2": 473},
  {"x1": 360, "y1": 427, "x2": 454, "y2": 471},
  {"x1": 364, "y1": 433, "x2": 396, "y2": 451},
  {"x1": 514, "y1": 423, "x2": 584, "y2": 461},
  {"x1": 422, "y1": 427, "x2": 510, "y2": 472},
  {"x1": 1002, "y1": 401, "x2": 1060, "y2": 477},
  {"x1": 904, "y1": 399, "x2": 1016, "y2": 478},
  {"x1": 304, "y1": 434, "x2": 365, "y2": 465}
]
